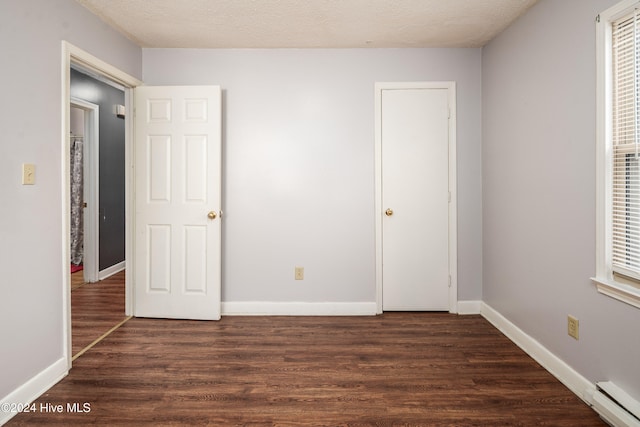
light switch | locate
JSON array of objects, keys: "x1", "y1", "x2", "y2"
[{"x1": 22, "y1": 163, "x2": 35, "y2": 185}]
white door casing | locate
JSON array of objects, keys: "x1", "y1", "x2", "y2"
[
  {"x1": 134, "y1": 85, "x2": 222, "y2": 320},
  {"x1": 375, "y1": 82, "x2": 457, "y2": 313}
]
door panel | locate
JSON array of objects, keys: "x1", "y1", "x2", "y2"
[
  {"x1": 381, "y1": 88, "x2": 450, "y2": 311},
  {"x1": 185, "y1": 136, "x2": 207, "y2": 202},
  {"x1": 148, "y1": 135, "x2": 171, "y2": 202},
  {"x1": 134, "y1": 86, "x2": 221, "y2": 320}
]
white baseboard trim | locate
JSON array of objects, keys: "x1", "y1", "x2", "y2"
[
  {"x1": 98, "y1": 261, "x2": 125, "y2": 281},
  {"x1": 222, "y1": 301, "x2": 378, "y2": 316},
  {"x1": 0, "y1": 357, "x2": 68, "y2": 425},
  {"x1": 480, "y1": 302, "x2": 595, "y2": 405},
  {"x1": 457, "y1": 300, "x2": 482, "y2": 315}
]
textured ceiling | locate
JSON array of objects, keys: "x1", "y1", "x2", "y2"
[{"x1": 76, "y1": 0, "x2": 538, "y2": 49}]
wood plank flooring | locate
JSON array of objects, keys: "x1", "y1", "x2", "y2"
[
  {"x1": 71, "y1": 270, "x2": 126, "y2": 356},
  {"x1": 70, "y1": 270, "x2": 85, "y2": 291},
  {"x1": 9, "y1": 312, "x2": 605, "y2": 426}
]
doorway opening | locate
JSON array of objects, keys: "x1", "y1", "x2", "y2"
[
  {"x1": 62, "y1": 41, "x2": 141, "y2": 367},
  {"x1": 70, "y1": 98, "x2": 99, "y2": 285},
  {"x1": 69, "y1": 91, "x2": 128, "y2": 359}
]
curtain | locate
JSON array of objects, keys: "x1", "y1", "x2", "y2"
[{"x1": 70, "y1": 137, "x2": 84, "y2": 266}]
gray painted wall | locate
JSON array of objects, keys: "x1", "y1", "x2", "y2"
[
  {"x1": 0, "y1": 0, "x2": 141, "y2": 402},
  {"x1": 10, "y1": 0, "x2": 635, "y2": 412},
  {"x1": 142, "y1": 48, "x2": 484, "y2": 304},
  {"x1": 70, "y1": 69, "x2": 126, "y2": 271},
  {"x1": 482, "y1": 0, "x2": 640, "y2": 399}
]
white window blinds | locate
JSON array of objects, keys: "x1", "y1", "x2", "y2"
[{"x1": 612, "y1": 9, "x2": 640, "y2": 279}]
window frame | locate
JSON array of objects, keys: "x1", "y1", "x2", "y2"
[{"x1": 594, "y1": 0, "x2": 640, "y2": 309}]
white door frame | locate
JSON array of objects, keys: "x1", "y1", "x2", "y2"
[
  {"x1": 70, "y1": 98, "x2": 99, "y2": 283},
  {"x1": 61, "y1": 41, "x2": 142, "y2": 368},
  {"x1": 374, "y1": 81, "x2": 458, "y2": 314}
]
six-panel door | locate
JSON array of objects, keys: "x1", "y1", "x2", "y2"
[{"x1": 134, "y1": 86, "x2": 221, "y2": 320}]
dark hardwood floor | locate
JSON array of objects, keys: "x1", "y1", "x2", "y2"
[
  {"x1": 9, "y1": 311, "x2": 605, "y2": 426},
  {"x1": 71, "y1": 270, "x2": 127, "y2": 357}
]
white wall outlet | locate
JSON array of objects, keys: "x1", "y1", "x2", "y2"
[
  {"x1": 295, "y1": 266, "x2": 304, "y2": 280},
  {"x1": 22, "y1": 163, "x2": 35, "y2": 185}
]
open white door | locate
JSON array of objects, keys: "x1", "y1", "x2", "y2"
[{"x1": 134, "y1": 86, "x2": 221, "y2": 320}]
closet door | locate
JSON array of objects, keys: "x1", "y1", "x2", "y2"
[{"x1": 376, "y1": 83, "x2": 456, "y2": 312}]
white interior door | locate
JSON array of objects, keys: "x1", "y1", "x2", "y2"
[
  {"x1": 134, "y1": 85, "x2": 221, "y2": 320},
  {"x1": 380, "y1": 87, "x2": 451, "y2": 311}
]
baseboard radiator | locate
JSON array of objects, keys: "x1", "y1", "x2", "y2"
[{"x1": 593, "y1": 382, "x2": 640, "y2": 427}]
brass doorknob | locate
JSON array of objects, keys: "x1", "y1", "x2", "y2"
[
  {"x1": 208, "y1": 211, "x2": 217, "y2": 220},
  {"x1": 385, "y1": 208, "x2": 394, "y2": 216}
]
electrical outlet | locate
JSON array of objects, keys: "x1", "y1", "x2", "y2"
[
  {"x1": 567, "y1": 315, "x2": 579, "y2": 340},
  {"x1": 295, "y1": 266, "x2": 304, "y2": 280}
]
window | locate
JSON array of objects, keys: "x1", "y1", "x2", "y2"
[
  {"x1": 595, "y1": 0, "x2": 640, "y2": 309},
  {"x1": 611, "y1": 8, "x2": 640, "y2": 279}
]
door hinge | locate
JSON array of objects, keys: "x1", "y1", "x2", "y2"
[
  {"x1": 596, "y1": 14, "x2": 600, "y2": 23},
  {"x1": 448, "y1": 275, "x2": 452, "y2": 287},
  {"x1": 448, "y1": 191, "x2": 451, "y2": 203}
]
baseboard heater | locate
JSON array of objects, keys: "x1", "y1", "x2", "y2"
[{"x1": 593, "y1": 382, "x2": 640, "y2": 427}]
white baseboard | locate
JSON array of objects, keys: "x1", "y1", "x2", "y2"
[
  {"x1": 480, "y1": 302, "x2": 595, "y2": 405},
  {"x1": 222, "y1": 301, "x2": 378, "y2": 316},
  {"x1": 0, "y1": 357, "x2": 68, "y2": 425},
  {"x1": 457, "y1": 300, "x2": 482, "y2": 314},
  {"x1": 98, "y1": 261, "x2": 125, "y2": 281}
]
